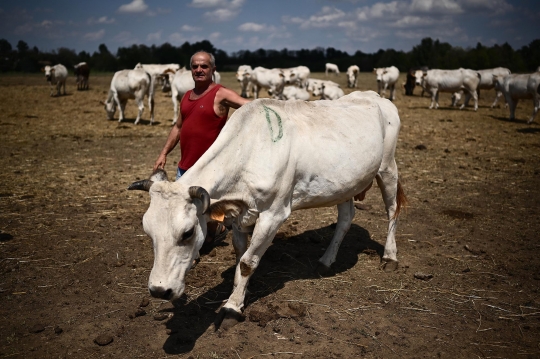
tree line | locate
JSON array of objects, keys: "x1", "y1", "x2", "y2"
[{"x1": 1, "y1": 37, "x2": 539, "y2": 74}]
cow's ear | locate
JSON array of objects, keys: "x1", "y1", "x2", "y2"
[{"x1": 207, "y1": 200, "x2": 246, "y2": 222}]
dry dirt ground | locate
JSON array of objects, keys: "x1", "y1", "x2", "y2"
[{"x1": 0, "y1": 71, "x2": 539, "y2": 359}]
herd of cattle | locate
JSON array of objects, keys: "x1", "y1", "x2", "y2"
[{"x1": 42, "y1": 61, "x2": 540, "y2": 125}]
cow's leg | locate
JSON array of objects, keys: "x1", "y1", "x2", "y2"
[
  {"x1": 118, "y1": 99, "x2": 127, "y2": 123},
  {"x1": 461, "y1": 90, "x2": 478, "y2": 111},
  {"x1": 429, "y1": 89, "x2": 437, "y2": 109},
  {"x1": 231, "y1": 224, "x2": 249, "y2": 264},
  {"x1": 528, "y1": 96, "x2": 539, "y2": 124},
  {"x1": 317, "y1": 199, "x2": 354, "y2": 271},
  {"x1": 491, "y1": 90, "x2": 503, "y2": 108},
  {"x1": 375, "y1": 160, "x2": 401, "y2": 272},
  {"x1": 134, "y1": 97, "x2": 145, "y2": 125},
  {"x1": 148, "y1": 94, "x2": 154, "y2": 125},
  {"x1": 390, "y1": 84, "x2": 396, "y2": 101},
  {"x1": 508, "y1": 98, "x2": 518, "y2": 121},
  {"x1": 217, "y1": 209, "x2": 289, "y2": 329},
  {"x1": 62, "y1": 81, "x2": 66, "y2": 95}
]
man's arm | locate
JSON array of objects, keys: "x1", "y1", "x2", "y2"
[
  {"x1": 216, "y1": 87, "x2": 251, "y2": 109},
  {"x1": 153, "y1": 116, "x2": 182, "y2": 171}
]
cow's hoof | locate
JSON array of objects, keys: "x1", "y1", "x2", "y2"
[
  {"x1": 214, "y1": 307, "x2": 244, "y2": 331},
  {"x1": 381, "y1": 259, "x2": 399, "y2": 272},
  {"x1": 314, "y1": 262, "x2": 332, "y2": 276}
]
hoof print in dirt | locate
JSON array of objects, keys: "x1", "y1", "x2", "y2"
[
  {"x1": 214, "y1": 307, "x2": 245, "y2": 331},
  {"x1": 94, "y1": 334, "x2": 114, "y2": 346},
  {"x1": 414, "y1": 272, "x2": 433, "y2": 281},
  {"x1": 381, "y1": 260, "x2": 399, "y2": 272},
  {"x1": 129, "y1": 308, "x2": 146, "y2": 319},
  {"x1": 54, "y1": 326, "x2": 63, "y2": 335},
  {"x1": 139, "y1": 297, "x2": 150, "y2": 307},
  {"x1": 29, "y1": 324, "x2": 45, "y2": 334}
]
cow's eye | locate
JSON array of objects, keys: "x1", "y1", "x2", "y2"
[{"x1": 181, "y1": 228, "x2": 195, "y2": 241}]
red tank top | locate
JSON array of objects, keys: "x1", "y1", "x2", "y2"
[{"x1": 179, "y1": 84, "x2": 227, "y2": 171}]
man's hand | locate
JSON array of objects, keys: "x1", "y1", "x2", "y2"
[{"x1": 153, "y1": 153, "x2": 167, "y2": 172}]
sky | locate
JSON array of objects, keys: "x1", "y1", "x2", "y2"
[{"x1": 1, "y1": 0, "x2": 539, "y2": 56}]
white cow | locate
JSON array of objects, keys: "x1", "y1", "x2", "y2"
[
  {"x1": 101, "y1": 69, "x2": 155, "y2": 125},
  {"x1": 249, "y1": 67, "x2": 285, "y2": 99},
  {"x1": 373, "y1": 66, "x2": 400, "y2": 101},
  {"x1": 451, "y1": 67, "x2": 511, "y2": 108},
  {"x1": 312, "y1": 82, "x2": 344, "y2": 100},
  {"x1": 74, "y1": 62, "x2": 90, "y2": 91},
  {"x1": 135, "y1": 63, "x2": 182, "y2": 92},
  {"x1": 236, "y1": 65, "x2": 253, "y2": 98},
  {"x1": 347, "y1": 65, "x2": 360, "y2": 88},
  {"x1": 325, "y1": 63, "x2": 340, "y2": 76},
  {"x1": 416, "y1": 68, "x2": 481, "y2": 111},
  {"x1": 281, "y1": 85, "x2": 310, "y2": 101},
  {"x1": 306, "y1": 79, "x2": 339, "y2": 94},
  {"x1": 493, "y1": 72, "x2": 540, "y2": 123},
  {"x1": 128, "y1": 90, "x2": 406, "y2": 329},
  {"x1": 161, "y1": 69, "x2": 222, "y2": 124},
  {"x1": 42, "y1": 64, "x2": 68, "y2": 96},
  {"x1": 282, "y1": 66, "x2": 311, "y2": 87}
]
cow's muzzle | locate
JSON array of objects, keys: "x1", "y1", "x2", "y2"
[{"x1": 149, "y1": 286, "x2": 173, "y2": 300}]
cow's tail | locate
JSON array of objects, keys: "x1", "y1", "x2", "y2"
[{"x1": 391, "y1": 179, "x2": 407, "y2": 220}]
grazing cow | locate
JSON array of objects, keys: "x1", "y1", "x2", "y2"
[
  {"x1": 312, "y1": 82, "x2": 344, "y2": 100},
  {"x1": 281, "y1": 85, "x2": 310, "y2": 101},
  {"x1": 134, "y1": 63, "x2": 182, "y2": 92},
  {"x1": 373, "y1": 66, "x2": 400, "y2": 101},
  {"x1": 404, "y1": 66, "x2": 428, "y2": 96},
  {"x1": 416, "y1": 68, "x2": 481, "y2": 111},
  {"x1": 236, "y1": 65, "x2": 253, "y2": 98},
  {"x1": 282, "y1": 66, "x2": 311, "y2": 88},
  {"x1": 161, "y1": 69, "x2": 222, "y2": 124},
  {"x1": 128, "y1": 90, "x2": 406, "y2": 329},
  {"x1": 306, "y1": 79, "x2": 339, "y2": 94},
  {"x1": 249, "y1": 67, "x2": 285, "y2": 99},
  {"x1": 42, "y1": 64, "x2": 68, "y2": 96},
  {"x1": 74, "y1": 62, "x2": 90, "y2": 91},
  {"x1": 101, "y1": 69, "x2": 155, "y2": 125},
  {"x1": 493, "y1": 72, "x2": 540, "y2": 123},
  {"x1": 347, "y1": 65, "x2": 360, "y2": 88},
  {"x1": 452, "y1": 67, "x2": 511, "y2": 108},
  {"x1": 325, "y1": 63, "x2": 340, "y2": 76}
]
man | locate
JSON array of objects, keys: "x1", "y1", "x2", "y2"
[{"x1": 153, "y1": 51, "x2": 250, "y2": 243}]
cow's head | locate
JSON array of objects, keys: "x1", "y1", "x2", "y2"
[
  {"x1": 128, "y1": 170, "x2": 243, "y2": 301},
  {"x1": 374, "y1": 68, "x2": 386, "y2": 82},
  {"x1": 159, "y1": 69, "x2": 175, "y2": 93},
  {"x1": 492, "y1": 74, "x2": 502, "y2": 92},
  {"x1": 43, "y1": 66, "x2": 54, "y2": 81},
  {"x1": 414, "y1": 70, "x2": 425, "y2": 86},
  {"x1": 99, "y1": 99, "x2": 116, "y2": 120},
  {"x1": 312, "y1": 83, "x2": 325, "y2": 97}
]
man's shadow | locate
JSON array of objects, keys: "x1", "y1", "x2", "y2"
[{"x1": 159, "y1": 223, "x2": 384, "y2": 354}]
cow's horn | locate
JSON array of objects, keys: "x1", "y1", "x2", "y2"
[
  {"x1": 188, "y1": 186, "x2": 210, "y2": 214},
  {"x1": 128, "y1": 179, "x2": 153, "y2": 191}
]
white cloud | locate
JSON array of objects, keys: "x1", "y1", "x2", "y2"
[
  {"x1": 238, "y1": 22, "x2": 265, "y2": 32},
  {"x1": 88, "y1": 16, "x2": 115, "y2": 25},
  {"x1": 168, "y1": 32, "x2": 185, "y2": 44},
  {"x1": 113, "y1": 31, "x2": 139, "y2": 45},
  {"x1": 14, "y1": 23, "x2": 33, "y2": 35},
  {"x1": 147, "y1": 30, "x2": 162, "y2": 42},
  {"x1": 118, "y1": 0, "x2": 148, "y2": 13},
  {"x1": 204, "y1": 8, "x2": 239, "y2": 21},
  {"x1": 391, "y1": 15, "x2": 438, "y2": 28},
  {"x1": 209, "y1": 32, "x2": 221, "y2": 41},
  {"x1": 190, "y1": 0, "x2": 244, "y2": 8},
  {"x1": 457, "y1": 0, "x2": 513, "y2": 13},
  {"x1": 286, "y1": 6, "x2": 347, "y2": 29},
  {"x1": 410, "y1": 0, "x2": 463, "y2": 15},
  {"x1": 83, "y1": 29, "x2": 105, "y2": 41},
  {"x1": 181, "y1": 25, "x2": 200, "y2": 32}
]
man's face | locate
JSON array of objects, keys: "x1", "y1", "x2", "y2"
[{"x1": 191, "y1": 53, "x2": 215, "y2": 84}]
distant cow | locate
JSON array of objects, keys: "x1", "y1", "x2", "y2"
[
  {"x1": 42, "y1": 64, "x2": 68, "y2": 96},
  {"x1": 452, "y1": 67, "x2": 511, "y2": 108},
  {"x1": 312, "y1": 82, "x2": 344, "y2": 100},
  {"x1": 134, "y1": 63, "x2": 182, "y2": 92},
  {"x1": 282, "y1": 66, "x2": 311, "y2": 88},
  {"x1": 249, "y1": 67, "x2": 285, "y2": 99},
  {"x1": 416, "y1": 68, "x2": 480, "y2": 111},
  {"x1": 101, "y1": 69, "x2": 155, "y2": 125},
  {"x1": 404, "y1": 66, "x2": 428, "y2": 96},
  {"x1": 347, "y1": 65, "x2": 360, "y2": 88},
  {"x1": 373, "y1": 66, "x2": 400, "y2": 101},
  {"x1": 236, "y1": 65, "x2": 253, "y2": 98},
  {"x1": 282, "y1": 85, "x2": 310, "y2": 101},
  {"x1": 325, "y1": 63, "x2": 340, "y2": 76},
  {"x1": 74, "y1": 62, "x2": 90, "y2": 91},
  {"x1": 306, "y1": 79, "x2": 339, "y2": 94},
  {"x1": 493, "y1": 72, "x2": 540, "y2": 123}
]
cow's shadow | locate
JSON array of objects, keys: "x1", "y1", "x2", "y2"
[
  {"x1": 108, "y1": 118, "x2": 161, "y2": 126},
  {"x1": 489, "y1": 115, "x2": 529, "y2": 124},
  {"x1": 160, "y1": 223, "x2": 383, "y2": 354}
]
